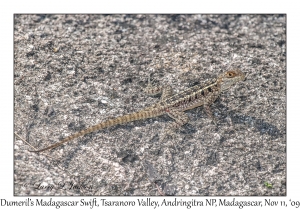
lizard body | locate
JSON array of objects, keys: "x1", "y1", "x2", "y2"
[{"x1": 31, "y1": 69, "x2": 245, "y2": 153}]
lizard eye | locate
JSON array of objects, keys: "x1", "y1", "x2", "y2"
[{"x1": 226, "y1": 71, "x2": 237, "y2": 78}]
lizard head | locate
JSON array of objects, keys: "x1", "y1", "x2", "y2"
[{"x1": 218, "y1": 69, "x2": 245, "y2": 91}]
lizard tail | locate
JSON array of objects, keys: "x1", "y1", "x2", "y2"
[{"x1": 30, "y1": 109, "x2": 159, "y2": 153}]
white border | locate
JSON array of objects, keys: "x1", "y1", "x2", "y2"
[{"x1": 2, "y1": 0, "x2": 297, "y2": 209}]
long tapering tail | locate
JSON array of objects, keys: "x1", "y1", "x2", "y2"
[{"x1": 30, "y1": 108, "x2": 160, "y2": 153}]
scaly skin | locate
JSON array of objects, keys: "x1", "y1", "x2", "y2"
[{"x1": 31, "y1": 69, "x2": 245, "y2": 153}]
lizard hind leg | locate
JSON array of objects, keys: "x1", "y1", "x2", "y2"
[
  {"x1": 165, "y1": 110, "x2": 189, "y2": 133},
  {"x1": 144, "y1": 74, "x2": 173, "y2": 101},
  {"x1": 144, "y1": 75, "x2": 164, "y2": 96},
  {"x1": 160, "y1": 85, "x2": 173, "y2": 101}
]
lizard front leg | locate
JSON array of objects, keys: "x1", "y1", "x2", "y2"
[
  {"x1": 203, "y1": 91, "x2": 220, "y2": 124},
  {"x1": 203, "y1": 104, "x2": 216, "y2": 124}
]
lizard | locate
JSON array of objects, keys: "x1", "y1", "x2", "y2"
[{"x1": 30, "y1": 69, "x2": 245, "y2": 153}]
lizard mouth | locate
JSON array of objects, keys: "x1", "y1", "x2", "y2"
[
  {"x1": 241, "y1": 72, "x2": 246, "y2": 81},
  {"x1": 234, "y1": 69, "x2": 246, "y2": 81}
]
